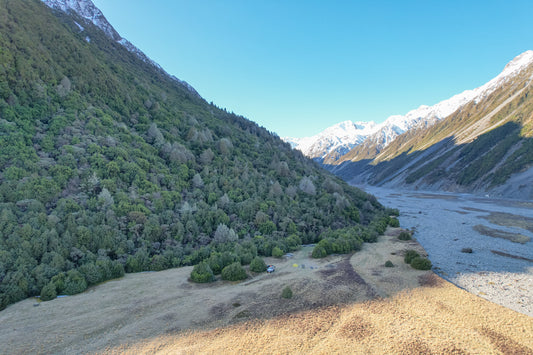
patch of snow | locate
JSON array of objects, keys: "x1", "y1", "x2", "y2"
[
  {"x1": 74, "y1": 20, "x2": 84, "y2": 32},
  {"x1": 284, "y1": 50, "x2": 533, "y2": 161},
  {"x1": 282, "y1": 120, "x2": 379, "y2": 159}
]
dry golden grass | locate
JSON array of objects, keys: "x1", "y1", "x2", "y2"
[
  {"x1": 1, "y1": 230, "x2": 530, "y2": 354},
  {"x1": 109, "y1": 274, "x2": 533, "y2": 355},
  {"x1": 473, "y1": 224, "x2": 531, "y2": 244}
]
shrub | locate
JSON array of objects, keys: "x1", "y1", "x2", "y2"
[
  {"x1": 404, "y1": 250, "x2": 420, "y2": 264},
  {"x1": 79, "y1": 263, "x2": 102, "y2": 285},
  {"x1": 384, "y1": 260, "x2": 394, "y2": 267},
  {"x1": 249, "y1": 256, "x2": 267, "y2": 273},
  {"x1": 398, "y1": 231, "x2": 412, "y2": 241},
  {"x1": 110, "y1": 261, "x2": 125, "y2": 278},
  {"x1": 63, "y1": 270, "x2": 88, "y2": 295},
  {"x1": 361, "y1": 229, "x2": 378, "y2": 243},
  {"x1": 239, "y1": 252, "x2": 254, "y2": 265},
  {"x1": 221, "y1": 262, "x2": 247, "y2": 281},
  {"x1": 281, "y1": 286, "x2": 293, "y2": 299},
  {"x1": 386, "y1": 208, "x2": 400, "y2": 217},
  {"x1": 208, "y1": 252, "x2": 238, "y2": 275},
  {"x1": 311, "y1": 245, "x2": 327, "y2": 258},
  {"x1": 271, "y1": 246, "x2": 284, "y2": 258},
  {"x1": 410, "y1": 257, "x2": 432, "y2": 270},
  {"x1": 51, "y1": 273, "x2": 66, "y2": 294},
  {"x1": 190, "y1": 262, "x2": 215, "y2": 283},
  {"x1": 388, "y1": 217, "x2": 400, "y2": 228},
  {"x1": 40, "y1": 282, "x2": 57, "y2": 301}
]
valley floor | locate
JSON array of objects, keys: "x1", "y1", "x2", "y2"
[
  {"x1": 0, "y1": 230, "x2": 432, "y2": 354},
  {"x1": 362, "y1": 186, "x2": 533, "y2": 317},
  {"x1": 0, "y1": 190, "x2": 532, "y2": 354},
  {"x1": 109, "y1": 276, "x2": 533, "y2": 355}
]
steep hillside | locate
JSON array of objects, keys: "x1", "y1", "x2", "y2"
[
  {"x1": 328, "y1": 58, "x2": 533, "y2": 199},
  {"x1": 0, "y1": 0, "x2": 389, "y2": 310},
  {"x1": 285, "y1": 51, "x2": 533, "y2": 185}
]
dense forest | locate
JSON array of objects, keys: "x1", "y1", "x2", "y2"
[{"x1": 0, "y1": 0, "x2": 392, "y2": 310}]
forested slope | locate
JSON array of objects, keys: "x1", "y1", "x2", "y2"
[{"x1": 0, "y1": 0, "x2": 389, "y2": 310}]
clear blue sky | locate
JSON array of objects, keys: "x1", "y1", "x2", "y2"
[{"x1": 92, "y1": 0, "x2": 533, "y2": 138}]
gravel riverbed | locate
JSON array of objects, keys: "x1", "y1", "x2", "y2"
[{"x1": 362, "y1": 186, "x2": 533, "y2": 317}]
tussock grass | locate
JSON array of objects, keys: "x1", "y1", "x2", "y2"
[
  {"x1": 482, "y1": 212, "x2": 533, "y2": 233},
  {"x1": 474, "y1": 224, "x2": 531, "y2": 244},
  {"x1": 109, "y1": 275, "x2": 533, "y2": 355}
]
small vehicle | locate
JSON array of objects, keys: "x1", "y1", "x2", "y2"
[{"x1": 266, "y1": 265, "x2": 275, "y2": 273}]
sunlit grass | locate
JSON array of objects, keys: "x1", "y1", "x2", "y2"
[{"x1": 107, "y1": 275, "x2": 533, "y2": 354}]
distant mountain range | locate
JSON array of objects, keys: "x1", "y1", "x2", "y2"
[
  {"x1": 284, "y1": 51, "x2": 533, "y2": 199},
  {"x1": 283, "y1": 121, "x2": 379, "y2": 161},
  {"x1": 284, "y1": 51, "x2": 533, "y2": 163}
]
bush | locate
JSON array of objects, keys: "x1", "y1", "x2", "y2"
[
  {"x1": 249, "y1": 256, "x2": 267, "y2": 273},
  {"x1": 384, "y1": 260, "x2": 394, "y2": 267},
  {"x1": 221, "y1": 262, "x2": 247, "y2": 281},
  {"x1": 63, "y1": 270, "x2": 88, "y2": 295},
  {"x1": 190, "y1": 262, "x2": 215, "y2": 283},
  {"x1": 79, "y1": 263, "x2": 102, "y2": 285},
  {"x1": 51, "y1": 273, "x2": 66, "y2": 294},
  {"x1": 311, "y1": 245, "x2": 327, "y2": 258},
  {"x1": 208, "y1": 252, "x2": 239, "y2": 275},
  {"x1": 410, "y1": 257, "x2": 432, "y2": 270},
  {"x1": 361, "y1": 229, "x2": 379, "y2": 243},
  {"x1": 271, "y1": 246, "x2": 284, "y2": 258},
  {"x1": 388, "y1": 217, "x2": 400, "y2": 227},
  {"x1": 239, "y1": 252, "x2": 254, "y2": 265},
  {"x1": 110, "y1": 261, "x2": 125, "y2": 278},
  {"x1": 404, "y1": 250, "x2": 420, "y2": 264},
  {"x1": 40, "y1": 282, "x2": 57, "y2": 301},
  {"x1": 281, "y1": 286, "x2": 293, "y2": 299},
  {"x1": 398, "y1": 231, "x2": 412, "y2": 241}
]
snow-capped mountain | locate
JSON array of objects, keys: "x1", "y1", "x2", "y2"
[
  {"x1": 41, "y1": 0, "x2": 199, "y2": 96},
  {"x1": 286, "y1": 50, "x2": 533, "y2": 162},
  {"x1": 283, "y1": 121, "x2": 380, "y2": 160}
]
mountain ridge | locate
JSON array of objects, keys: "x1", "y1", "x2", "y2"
[
  {"x1": 327, "y1": 57, "x2": 533, "y2": 199},
  {"x1": 284, "y1": 51, "x2": 533, "y2": 164},
  {"x1": 41, "y1": 0, "x2": 200, "y2": 96}
]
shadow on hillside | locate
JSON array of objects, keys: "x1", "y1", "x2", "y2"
[
  {"x1": 322, "y1": 122, "x2": 533, "y2": 277},
  {"x1": 324, "y1": 121, "x2": 533, "y2": 200}
]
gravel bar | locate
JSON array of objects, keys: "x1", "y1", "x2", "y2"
[{"x1": 361, "y1": 186, "x2": 533, "y2": 317}]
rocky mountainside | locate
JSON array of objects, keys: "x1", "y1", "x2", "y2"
[
  {"x1": 285, "y1": 51, "x2": 533, "y2": 166},
  {"x1": 0, "y1": 0, "x2": 389, "y2": 310},
  {"x1": 327, "y1": 53, "x2": 533, "y2": 199}
]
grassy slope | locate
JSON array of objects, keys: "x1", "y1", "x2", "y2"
[{"x1": 110, "y1": 276, "x2": 533, "y2": 355}]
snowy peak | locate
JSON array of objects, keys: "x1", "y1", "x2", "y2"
[
  {"x1": 501, "y1": 50, "x2": 533, "y2": 76},
  {"x1": 41, "y1": 0, "x2": 199, "y2": 96},
  {"x1": 283, "y1": 120, "x2": 379, "y2": 159},
  {"x1": 42, "y1": 0, "x2": 120, "y2": 40},
  {"x1": 286, "y1": 50, "x2": 533, "y2": 162}
]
